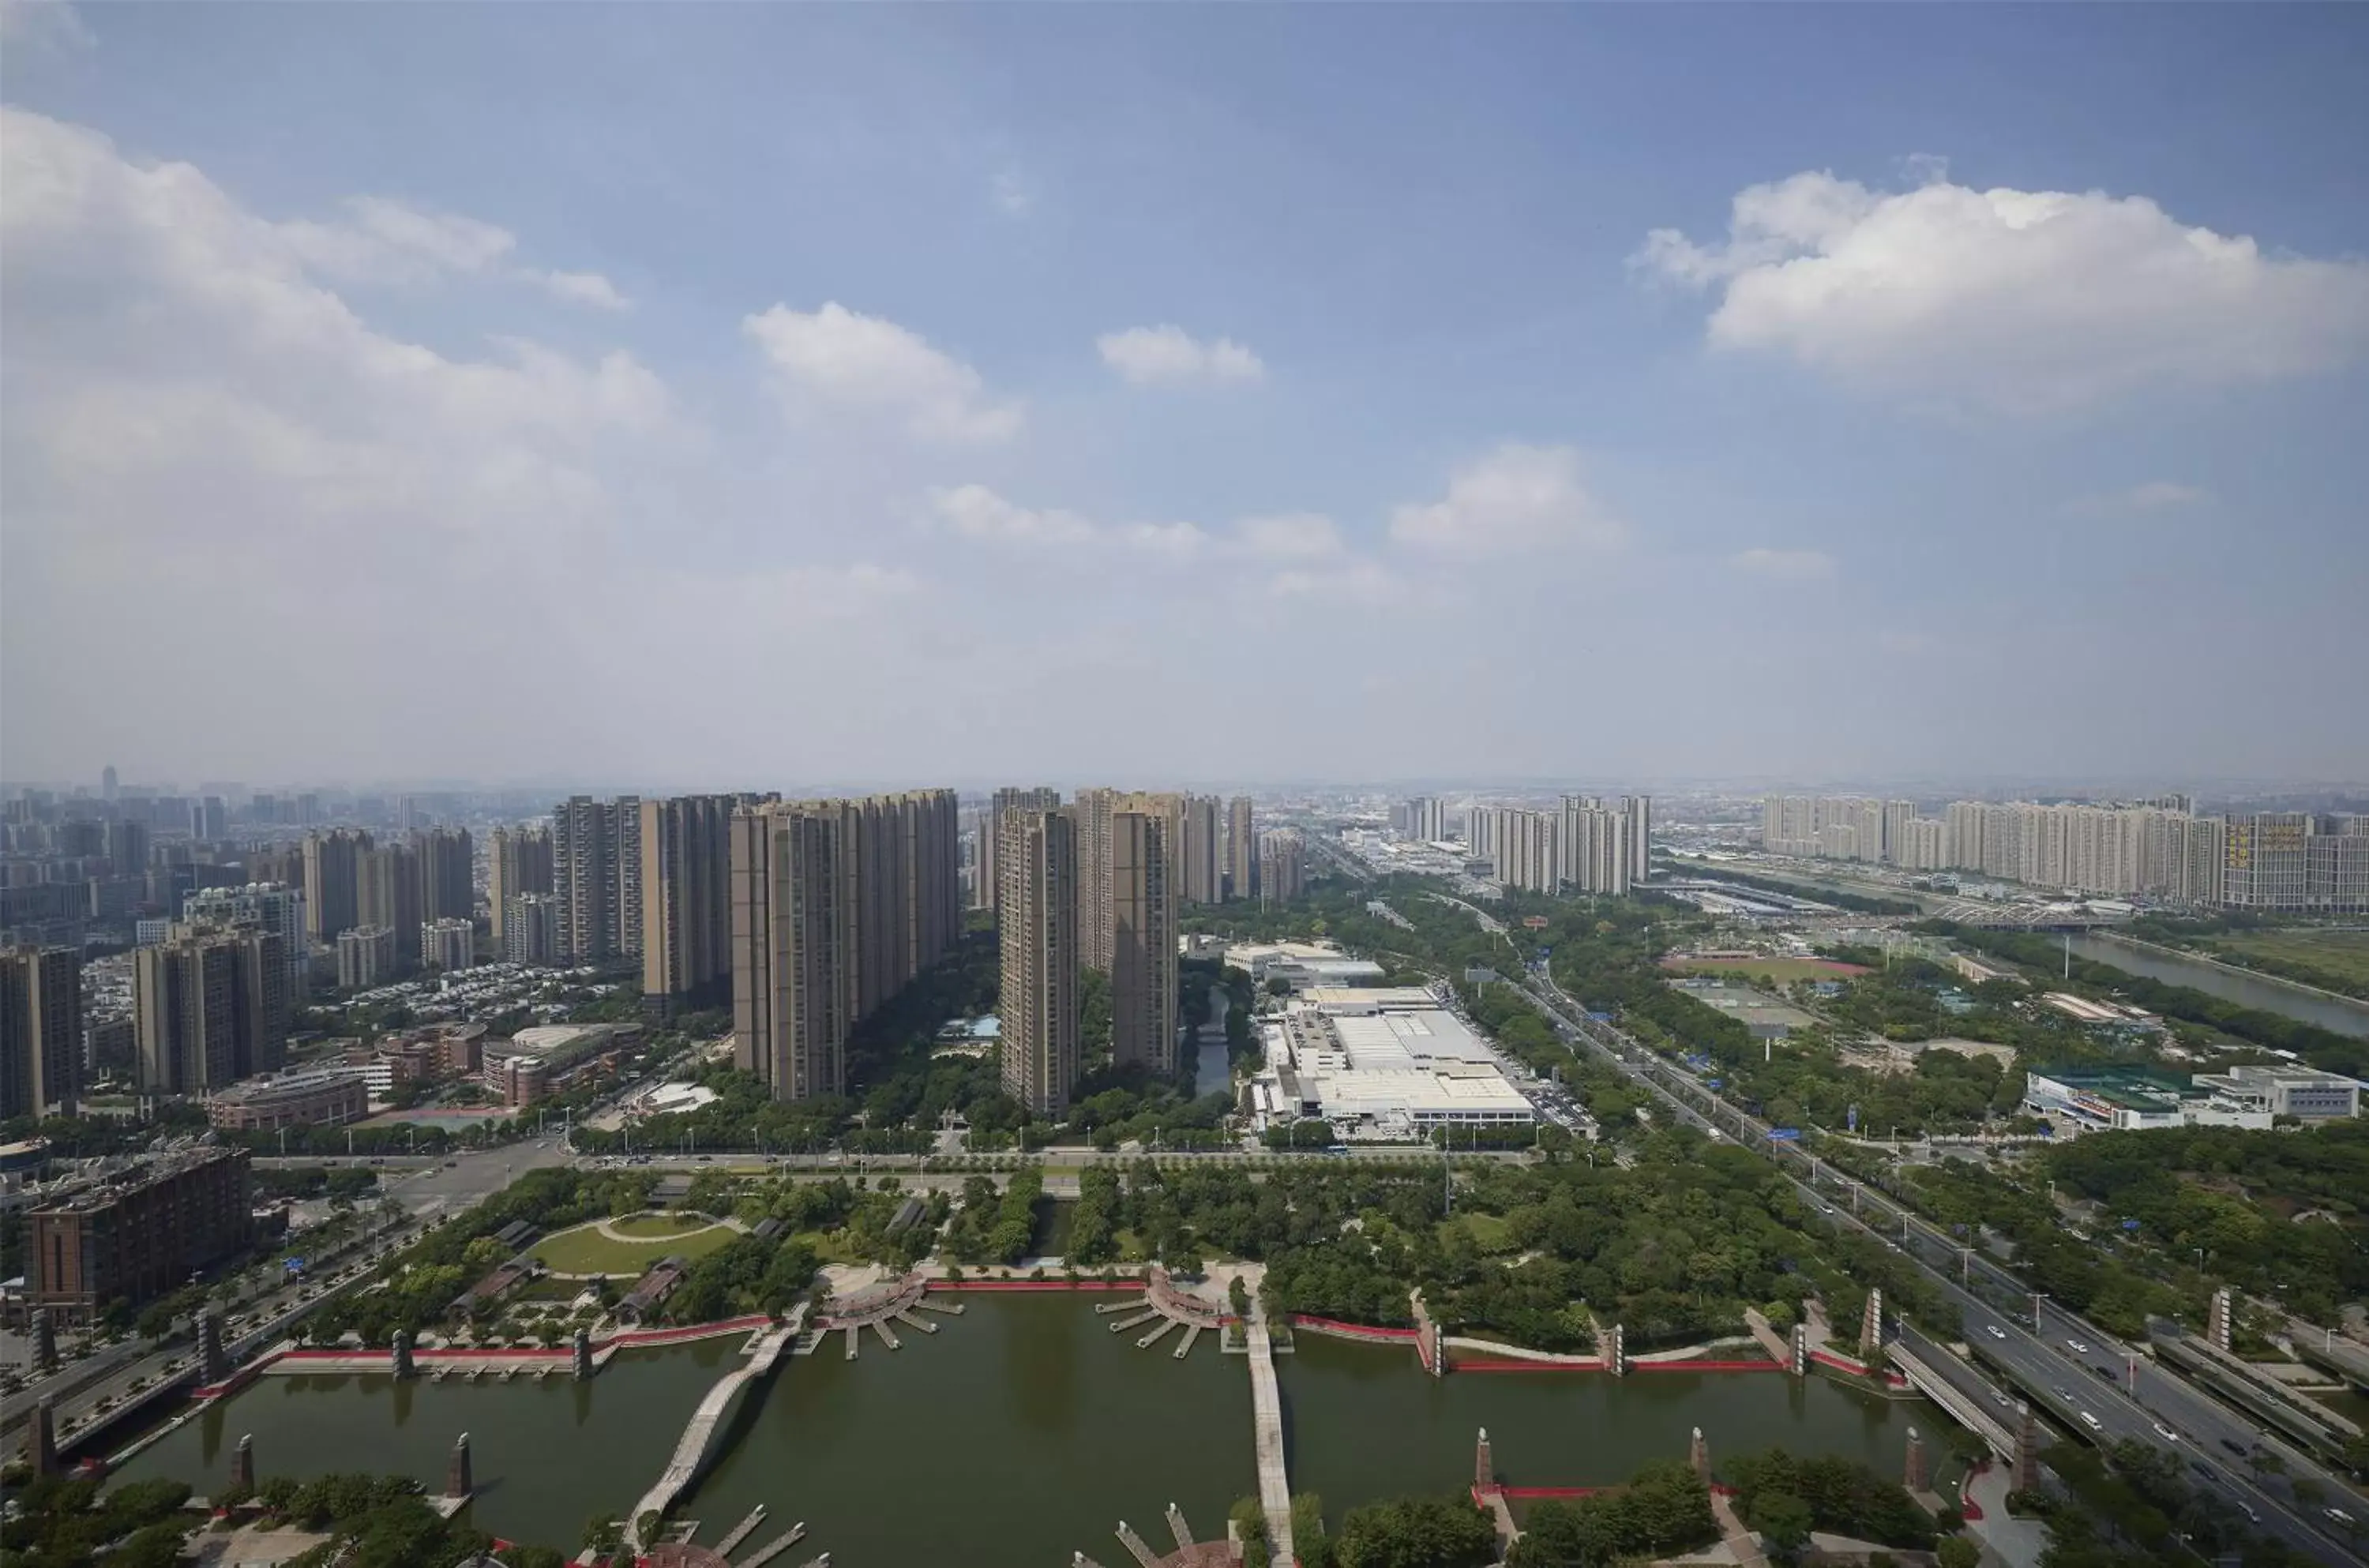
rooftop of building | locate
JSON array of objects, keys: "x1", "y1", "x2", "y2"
[
  {"x1": 2029, "y1": 1063, "x2": 2198, "y2": 1110},
  {"x1": 27, "y1": 1144, "x2": 246, "y2": 1217},
  {"x1": 208, "y1": 1067, "x2": 369, "y2": 1104}
]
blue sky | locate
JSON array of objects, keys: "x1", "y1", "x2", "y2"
[{"x1": 4, "y1": 3, "x2": 2364, "y2": 790}]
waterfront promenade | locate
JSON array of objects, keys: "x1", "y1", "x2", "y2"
[
  {"x1": 629, "y1": 1309, "x2": 805, "y2": 1548},
  {"x1": 1244, "y1": 1303, "x2": 1293, "y2": 1567}
]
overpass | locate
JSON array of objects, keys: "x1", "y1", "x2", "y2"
[
  {"x1": 628, "y1": 1312, "x2": 801, "y2": 1547},
  {"x1": 1889, "y1": 1326, "x2": 2018, "y2": 1457}
]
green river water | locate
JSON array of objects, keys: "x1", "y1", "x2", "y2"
[{"x1": 115, "y1": 1296, "x2": 1947, "y2": 1562}]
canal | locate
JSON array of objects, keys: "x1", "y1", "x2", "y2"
[
  {"x1": 115, "y1": 1298, "x2": 1949, "y2": 1559},
  {"x1": 2062, "y1": 932, "x2": 2369, "y2": 1040}
]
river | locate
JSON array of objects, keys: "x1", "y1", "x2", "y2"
[
  {"x1": 2062, "y1": 932, "x2": 2369, "y2": 1040},
  {"x1": 114, "y1": 1298, "x2": 1948, "y2": 1559},
  {"x1": 1195, "y1": 985, "x2": 1233, "y2": 1098}
]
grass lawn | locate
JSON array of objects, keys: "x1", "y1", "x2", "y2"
[
  {"x1": 610, "y1": 1212, "x2": 719, "y2": 1239},
  {"x1": 532, "y1": 1219, "x2": 738, "y2": 1275},
  {"x1": 2209, "y1": 931, "x2": 2369, "y2": 995},
  {"x1": 1445, "y1": 1212, "x2": 1519, "y2": 1255},
  {"x1": 1659, "y1": 956, "x2": 1868, "y2": 984}
]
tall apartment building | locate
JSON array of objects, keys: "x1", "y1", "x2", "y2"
[
  {"x1": 488, "y1": 825, "x2": 554, "y2": 955},
  {"x1": 1071, "y1": 788, "x2": 1117, "y2": 971},
  {"x1": 997, "y1": 805, "x2": 1079, "y2": 1116},
  {"x1": 106, "y1": 819, "x2": 150, "y2": 876},
  {"x1": 2, "y1": 945, "x2": 82, "y2": 1119},
  {"x1": 415, "y1": 827, "x2": 475, "y2": 923},
  {"x1": 1258, "y1": 830, "x2": 1307, "y2": 903},
  {"x1": 2224, "y1": 813, "x2": 2369, "y2": 913},
  {"x1": 421, "y1": 917, "x2": 475, "y2": 972},
  {"x1": 1226, "y1": 796, "x2": 1256, "y2": 902},
  {"x1": 184, "y1": 882, "x2": 310, "y2": 995},
  {"x1": 503, "y1": 893, "x2": 562, "y2": 965},
  {"x1": 302, "y1": 827, "x2": 370, "y2": 942},
  {"x1": 336, "y1": 925, "x2": 396, "y2": 989},
  {"x1": 190, "y1": 796, "x2": 228, "y2": 842},
  {"x1": 730, "y1": 790, "x2": 963, "y2": 1104},
  {"x1": 1180, "y1": 794, "x2": 1223, "y2": 905},
  {"x1": 977, "y1": 787, "x2": 1061, "y2": 913},
  {"x1": 1392, "y1": 797, "x2": 1448, "y2": 842},
  {"x1": 135, "y1": 926, "x2": 287, "y2": 1093},
  {"x1": 642, "y1": 795, "x2": 769, "y2": 1015},
  {"x1": 553, "y1": 796, "x2": 644, "y2": 963},
  {"x1": 1109, "y1": 808, "x2": 1177, "y2": 1075},
  {"x1": 1560, "y1": 796, "x2": 1639, "y2": 895},
  {"x1": 356, "y1": 840, "x2": 421, "y2": 975}
]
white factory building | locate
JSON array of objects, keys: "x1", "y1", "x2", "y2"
[
  {"x1": 1249, "y1": 986, "x2": 1533, "y2": 1140},
  {"x1": 1181, "y1": 936, "x2": 1388, "y2": 992}
]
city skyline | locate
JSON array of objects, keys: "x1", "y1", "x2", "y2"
[{"x1": 3, "y1": 6, "x2": 2365, "y2": 786}]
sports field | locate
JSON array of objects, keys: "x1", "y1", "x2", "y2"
[
  {"x1": 531, "y1": 1216, "x2": 740, "y2": 1275},
  {"x1": 1658, "y1": 955, "x2": 1869, "y2": 985}
]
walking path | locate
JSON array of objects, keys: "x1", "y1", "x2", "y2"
[
  {"x1": 628, "y1": 1310, "x2": 802, "y2": 1548},
  {"x1": 1245, "y1": 1303, "x2": 1294, "y2": 1567}
]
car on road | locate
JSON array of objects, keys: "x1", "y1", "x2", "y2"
[
  {"x1": 1985, "y1": 1325, "x2": 2007, "y2": 1340},
  {"x1": 2219, "y1": 1437, "x2": 2247, "y2": 1457},
  {"x1": 2052, "y1": 1385, "x2": 2074, "y2": 1401},
  {"x1": 2153, "y1": 1423, "x2": 2179, "y2": 1442},
  {"x1": 2066, "y1": 1338, "x2": 2090, "y2": 1353},
  {"x1": 2328, "y1": 1507, "x2": 2356, "y2": 1528},
  {"x1": 2079, "y1": 1411, "x2": 2102, "y2": 1431}
]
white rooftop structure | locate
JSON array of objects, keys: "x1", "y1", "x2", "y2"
[
  {"x1": 1256, "y1": 995, "x2": 1532, "y2": 1138},
  {"x1": 1201, "y1": 940, "x2": 1388, "y2": 992}
]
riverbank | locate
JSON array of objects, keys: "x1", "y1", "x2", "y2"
[{"x1": 2089, "y1": 930, "x2": 2369, "y2": 1015}]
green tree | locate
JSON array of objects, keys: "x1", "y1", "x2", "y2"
[
  {"x1": 1333, "y1": 1494, "x2": 1498, "y2": 1568},
  {"x1": 1935, "y1": 1535, "x2": 1982, "y2": 1568},
  {"x1": 1751, "y1": 1492, "x2": 1815, "y2": 1561}
]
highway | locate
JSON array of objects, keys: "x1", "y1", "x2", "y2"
[{"x1": 1517, "y1": 966, "x2": 2364, "y2": 1566}]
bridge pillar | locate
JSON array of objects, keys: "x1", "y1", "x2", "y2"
[
  {"x1": 231, "y1": 1433, "x2": 256, "y2": 1495},
  {"x1": 445, "y1": 1432, "x2": 473, "y2": 1499},
  {"x1": 390, "y1": 1329, "x2": 415, "y2": 1380},
  {"x1": 1429, "y1": 1319, "x2": 1445, "y2": 1379},
  {"x1": 1475, "y1": 1427, "x2": 1493, "y2": 1491},
  {"x1": 2012, "y1": 1402, "x2": 2040, "y2": 1493},
  {"x1": 1858, "y1": 1290, "x2": 1883, "y2": 1364},
  {"x1": 1688, "y1": 1425, "x2": 1710, "y2": 1483},
  {"x1": 1790, "y1": 1322, "x2": 1808, "y2": 1377},
  {"x1": 27, "y1": 1397, "x2": 58, "y2": 1476},
  {"x1": 1904, "y1": 1426, "x2": 1928, "y2": 1493},
  {"x1": 2207, "y1": 1287, "x2": 2233, "y2": 1352},
  {"x1": 197, "y1": 1311, "x2": 228, "y2": 1385},
  {"x1": 573, "y1": 1326, "x2": 594, "y2": 1380},
  {"x1": 30, "y1": 1308, "x2": 56, "y2": 1374},
  {"x1": 1606, "y1": 1322, "x2": 1626, "y2": 1376}
]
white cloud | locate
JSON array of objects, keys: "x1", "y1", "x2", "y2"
[
  {"x1": 1270, "y1": 559, "x2": 1401, "y2": 605},
  {"x1": 2067, "y1": 480, "x2": 2212, "y2": 516},
  {"x1": 1387, "y1": 443, "x2": 1625, "y2": 556},
  {"x1": 929, "y1": 484, "x2": 1094, "y2": 546},
  {"x1": 1232, "y1": 512, "x2": 1342, "y2": 561},
  {"x1": 991, "y1": 168, "x2": 1033, "y2": 217},
  {"x1": 1729, "y1": 547, "x2": 1837, "y2": 581},
  {"x1": 0, "y1": 0, "x2": 92, "y2": 53},
  {"x1": 1117, "y1": 520, "x2": 1211, "y2": 557},
  {"x1": 272, "y1": 195, "x2": 628, "y2": 308},
  {"x1": 745, "y1": 302, "x2": 1021, "y2": 443},
  {"x1": 1636, "y1": 169, "x2": 2369, "y2": 411},
  {"x1": 1096, "y1": 324, "x2": 1267, "y2": 387}
]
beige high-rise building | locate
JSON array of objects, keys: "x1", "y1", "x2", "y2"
[
  {"x1": 1109, "y1": 808, "x2": 1177, "y2": 1075},
  {"x1": 977, "y1": 787, "x2": 1061, "y2": 913},
  {"x1": 1180, "y1": 794, "x2": 1222, "y2": 905},
  {"x1": 2, "y1": 946, "x2": 82, "y2": 1120},
  {"x1": 997, "y1": 805, "x2": 1079, "y2": 1116},
  {"x1": 356, "y1": 841, "x2": 422, "y2": 974},
  {"x1": 1226, "y1": 796, "x2": 1256, "y2": 902},
  {"x1": 1072, "y1": 787, "x2": 1118, "y2": 971},
  {"x1": 642, "y1": 796, "x2": 762, "y2": 1015},
  {"x1": 1258, "y1": 830, "x2": 1307, "y2": 903},
  {"x1": 488, "y1": 825, "x2": 554, "y2": 953},
  {"x1": 136, "y1": 927, "x2": 286, "y2": 1093},
  {"x1": 730, "y1": 790, "x2": 962, "y2": 1103}
]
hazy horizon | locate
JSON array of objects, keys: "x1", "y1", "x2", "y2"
[{"x1": 6, "y1": 5, "x2": 2366, "y2": 785}]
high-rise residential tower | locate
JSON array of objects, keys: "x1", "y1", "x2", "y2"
[
  {"x1": 997, "y1": 805, "x2": 1079, "y2": 1116},
  {"x1": 642, "y1": 795, "x2": 762, "y2": 1015},
  {"x1": 302, "y1": 828, "x2": 370, "y2": 942},
  {"x1": 552, "y1": 796, "x2": 642, "y2": 962},
  {"x1": 2, "y1": 946, "x2": 82, "y2": 1119},
  {"x1": 1226, "y1": 796, "x2": 1256, "y2": 902},
  {"x1": 977, "y1": 786, "x2": 1061, "y2": 913},
  {"x1": 1258, "y1": 830, "x2": 1307, "y2": 903},
  {"x1": 1109, "y1": 808, "x2": 1177, "y2": 1075},
  {"x1": 357, "y1": 841, "x2": 422, "y2": 974},
  {"x1": 488, "y1": 825, "x2": 554, "y2": 955},
  {"x1": 415, "y1": 827, "x2": 475, "y2": 924},
  {"x1": 1071, "y1": 787, "x2": 1117, "y2": 971},
  {"x1": 135, "y1": 927, "x2": 287, "y2": 1093}
]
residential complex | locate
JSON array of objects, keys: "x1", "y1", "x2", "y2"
[
  {"x1": 1466, "y1": 794, "x2": 1647, "y2": 896},
  {"x1": 1761, "y1": 794, "x2": 2369, "y2": 910},
  {"x1": 554, "y1": 794, "x2": 644, "y2": 962},
  {"x1": 24, "y1": 1146, "x2": 254, "y2": 1324},
  {"x1": 134, "y1": 926, "x2": 288, "y2": 1093},
  {"x1": 730, "y1": 790, "x2": 962, "y2": 1103},
  {"x1": 642, "y1": 794, "x2": 775, "y2": 1015},
  {"x1": 1109, "y1": 806, "x2": 1177, "y2": 1075},
  {"x1": 2, "y1": 944, "x2": 82, "y2": 1119},
  {"x1": 489, "y1": 824, "x2": 554, "y2": 955}
]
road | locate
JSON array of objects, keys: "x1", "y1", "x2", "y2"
[{"x1": 1518, "y1": 967, "x2": 2363, "y2": 1566}]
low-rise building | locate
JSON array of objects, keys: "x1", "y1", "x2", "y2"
[
  {"x1": 208, "y1": 1067, "x2": 370, "y2": 1131},
  {"x1": 2024, "y1": 1065, "x2": 2273, "y2": 1135},
  {"x1": 616, "y1": 1255, "x2": 690, "y2": 1324},
  {"x1": 2188, "y1": 1064, "x2": 2362, "y2": 1122},
  {"x1": 1250, "y1": 987, "x2": 1533, "y2": 1139},
  {"x1": 1201, "y1": 940, "x2": 1387, "y2": 992}
]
